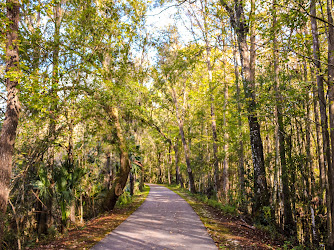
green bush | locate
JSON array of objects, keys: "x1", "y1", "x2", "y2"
[
  {"x1": 221, "y1": 204, "x2": 237, "y2": 215},
  {"x1": 116, "y1": 191, "x2": 132, "y2": 207},
  {"x1": 207, "y1": 199, "x2": 222, "y2": 209},
  {"x1": 256, "y1": 224, "x2": 279, "y2": 240},
  {"x1": 193, "y1": 193, "x2": 237, "y2": 216}
]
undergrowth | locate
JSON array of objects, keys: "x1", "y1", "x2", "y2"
[
  {"x1": 165, "y1": 184, "x2": 286, "y2": 249},
  {"x1": 116, "y1": 191, "x2": 133, "y2": 207},
  {"x1": 167, "y1": 184, "x2": 238, "y2": 216},
  {"x1": 31, "y1": 184, "x2": 150, "y2": 249}
]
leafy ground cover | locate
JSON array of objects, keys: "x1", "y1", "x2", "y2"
[
  {"x1": 166, "y1": 185, "x2": 287, "y2": 249},
  {"x1": 30, "y1": 185, "x2": 150, "y2": 249}
]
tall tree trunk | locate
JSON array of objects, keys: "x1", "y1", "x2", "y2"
[
  {"x1": 203, "y1": 24, "x2": 219, "y2": 198},
  {"x1": 41, "y1": 0, "x2": 62, "y2": 234},
  {"x1": 157, "y1": 151, "x2": 162, "y2": 183},
  {"x1": 168, "y1": 143, "x2": 172, "y2": 185},
  {"x1": 80, "y1": 194, "x2": 83, "y2": 224},
  {"x1": 221, "y1": 82, "x2": 229, "y2": 202},
  {"x1": 174, "y1": 138, "x2": 180, "y2": 185},
  {"x1": 314, "y1": 86, "x2": 325, "y2": 190},
  {"x1": 68, "y1": 113, "x2": 75, "y2": 224},
  {"x1": 210, "y1": 98, "x2": 219, "y2": 196},
  {"x1": 9, "y1": 200, "x2": 21, "y2": 250},
  {"x1": 308, "y1": 63, "x2": 319, "y2": 246},
  {"x1": 0, "y1": 0, "x2": 20, "y2": 245},
  {"x1": 106, "y1": 152, "x2": 113, "y2": 189},
  {"x1": 104, "y1": 106, "x2": 131, "y2": 210},
  {"x1": 130, "y1": 171, "x2": 134, "y2": 196},
  {"x1": 273, "y1": 0, "x2": 294, "y2": 235},
  {"x1": 303, "y1": 60, "x2": 315, "y2": 245},
  {"x1": 272, "y1": 12, "x2": 279, "y2": 228},
  {"x1": 69, "y1": 196, "x2": 76, "y2": 224},
  {"x1": 139, "y1": 163, "x2": 144, "y2": 192},
  {"x1": 221, "y1": 0, "x2": 269, "y2": 217},
  {"x1": 210, "y1": 83, "x2": 219, "y2": 198},
  {"x1": 326, "y1": 0, "x2": 334, "y2": 246},
  {"x1": 171, "y1": 87, "x2": 196, "y2": 193},
  {"x1": 310, "y1": 0, "x2": 330, "y2": 200},
  {"x1": 233, "y1": 40, "x2": 246, "y2": 208},
  {"x1": 310, "y1": 0, "x2": 331, "y2": 237}
]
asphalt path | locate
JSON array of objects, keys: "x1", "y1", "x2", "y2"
[{"x1": 92, "y1": 184, "x2": 217, "y2": 250}]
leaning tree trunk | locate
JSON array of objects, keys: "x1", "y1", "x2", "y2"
[
  {"x1": 104, "y1": 106, "x2": 131, "y2": 210},
  {"x1": 0, "y1": 0, "x2": 20, "y2": 245}
]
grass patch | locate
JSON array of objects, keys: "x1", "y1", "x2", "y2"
[
  {"x1": 33, "y1": 185, "x2": 150, "y2": 249},
  {"x1": 166, "y1": 184, "x2": 237, "y2": 216}
]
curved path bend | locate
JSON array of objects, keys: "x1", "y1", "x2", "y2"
[{"x1": 92, "y1": 184, "x2": 217, "y2": 250}]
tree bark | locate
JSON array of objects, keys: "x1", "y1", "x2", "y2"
[{"x1": 0, "y1": 0, "x2": 20, "y2": 245}]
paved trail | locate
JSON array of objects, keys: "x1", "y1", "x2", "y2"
[{"x1": 92, "y1": 184, "x2": 217, "y2": 250}]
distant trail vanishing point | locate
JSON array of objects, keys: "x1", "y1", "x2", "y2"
[{"x1": 92, "y1": 184, "x2": 217, "y2": 250}]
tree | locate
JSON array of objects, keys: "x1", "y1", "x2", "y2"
[
  {"x1": 153, "y1": 37, "x2": 200, "y2": 193},
  {"x1": 326, "y1": 0, "x2": 334, "y2": 246},
  {"x1": 104, "y1": 106, "x2": 132, "y2": 210},
  {"x1": 220, "y1": 0, "x2": 269, "y2": 219},
  {"x1": 0, "y1": 0, "x2": 20, "y2": 244}
]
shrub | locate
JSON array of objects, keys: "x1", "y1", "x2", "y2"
[{"x1": 116, "y1": 191, "x2": 132, "y2": 207}]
